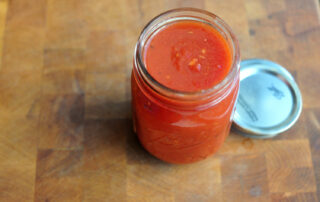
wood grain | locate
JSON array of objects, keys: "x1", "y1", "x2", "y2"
[{"x1": 0, "y1": 0, "x2": 319, "y2": 201}]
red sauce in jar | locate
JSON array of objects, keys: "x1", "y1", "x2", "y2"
[
  {"x1": 145, "y1": 21, "x2": 232, "y2": 92},
  {"x1": 132, "y1": 15, "x2": 239, "y2": 164}
]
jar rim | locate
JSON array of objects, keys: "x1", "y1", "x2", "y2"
[{"x1": 134, "y1": 8, "x2": 240, "y2": 101}]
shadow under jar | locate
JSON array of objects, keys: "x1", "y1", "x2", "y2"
[{"x1": 131, "y1": 8, "x2": 240, "y2": 164}]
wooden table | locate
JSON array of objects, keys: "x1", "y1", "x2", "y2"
[{"x1": 0, "y1": 0, "x2": 319, "y2": 201}]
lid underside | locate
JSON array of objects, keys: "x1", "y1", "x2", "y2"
[{"x1": 233, "y1": 59, "x2": 302, "y2": 138}]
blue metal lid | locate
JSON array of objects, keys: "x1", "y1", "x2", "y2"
[{"x1": 233, "y1": 59, "x2": 303, "y2": 138}]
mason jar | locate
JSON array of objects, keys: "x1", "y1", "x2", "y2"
[{"x1": 131, "y1": 8, "x2": 240, "y2": 164}]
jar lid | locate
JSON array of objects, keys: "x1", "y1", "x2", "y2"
[{"x1": 233, "y1": 59, "x2": 302, "y2": 138}]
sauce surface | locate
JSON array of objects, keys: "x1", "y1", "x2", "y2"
[{"x1": 145, "y1": 20, "x2": 232, "y2": 92}]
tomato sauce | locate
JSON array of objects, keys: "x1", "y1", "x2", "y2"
[
  {"x1": 132, "y1": 18, "x2": 239, "y2": 164},
  {"x1": 145, "y1": 21, "x2": 232, "y2": 92}
]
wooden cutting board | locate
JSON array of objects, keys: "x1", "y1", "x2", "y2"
[{"x1": 0, "y1": 0, "x2": 319, "y2": 201}]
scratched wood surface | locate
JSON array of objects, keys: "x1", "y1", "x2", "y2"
[{"x1": 0, "y1": 0, "x2": 319, "y2": 201}]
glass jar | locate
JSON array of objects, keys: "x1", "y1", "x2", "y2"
[{"x1": 131, "y1": 8, "x2": 240, "y2": 164}]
